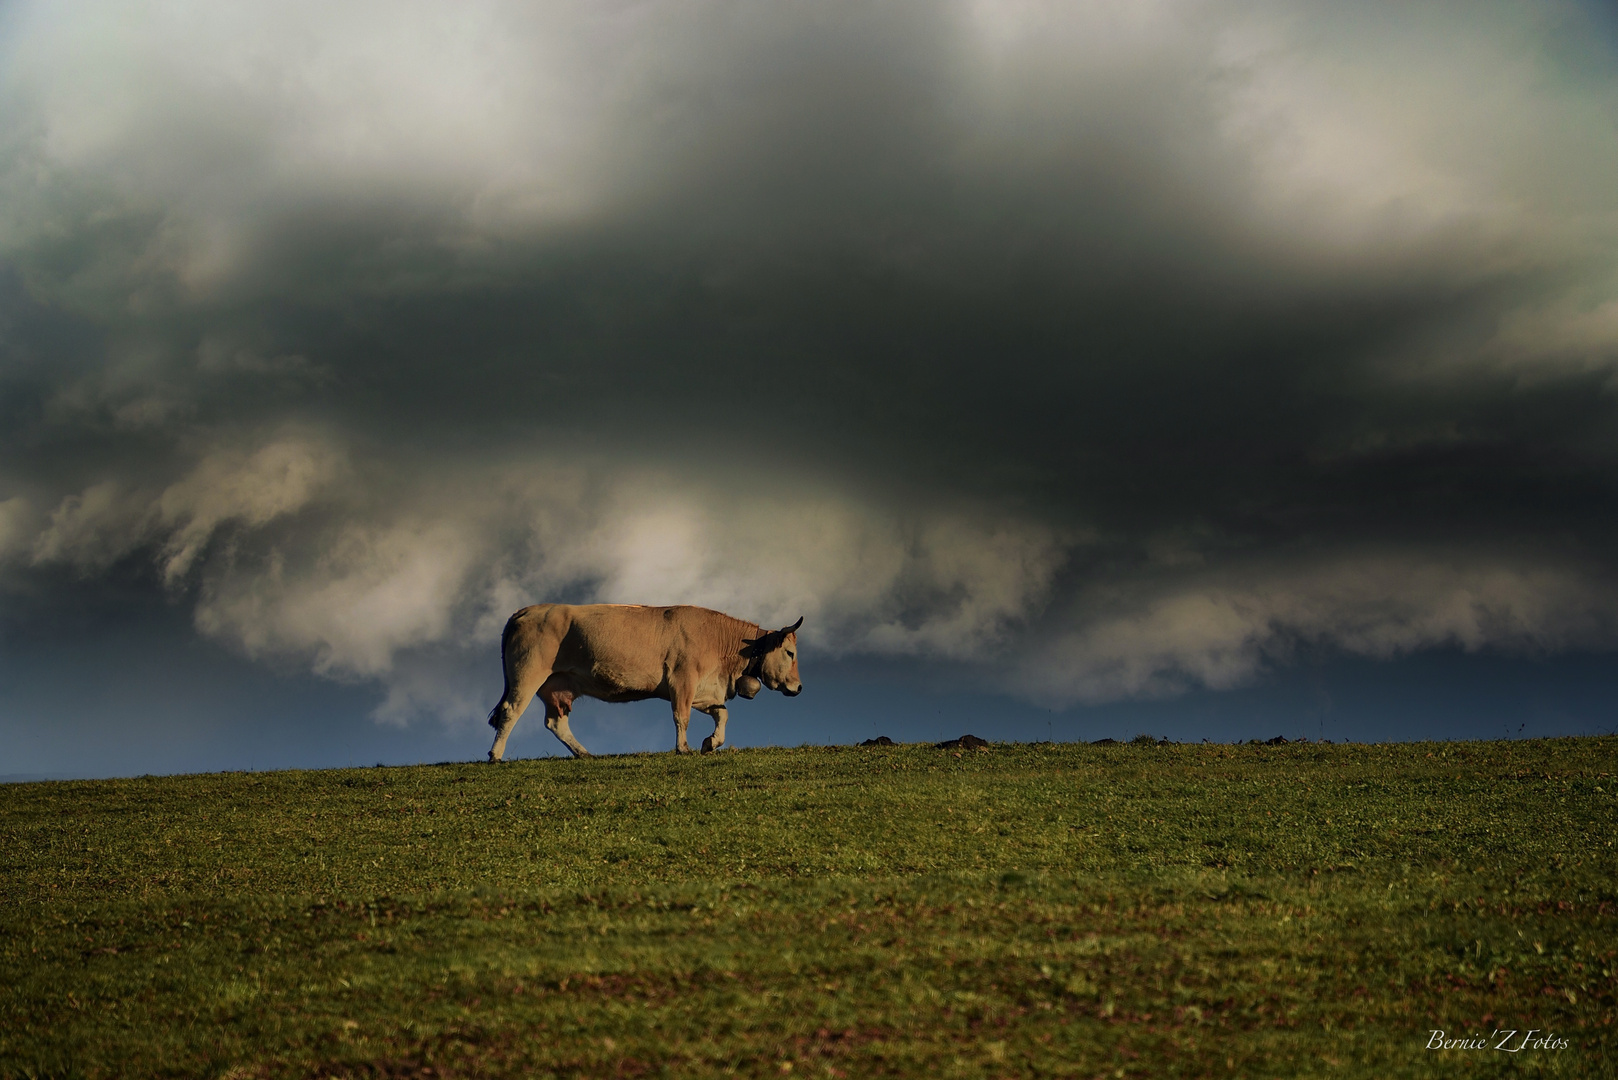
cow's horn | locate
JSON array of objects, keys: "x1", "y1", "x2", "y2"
[{"x1": 784, "y1": 616, "x2": 803, "y2": 633}]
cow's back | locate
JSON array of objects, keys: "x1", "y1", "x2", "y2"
[{"x1": 505, "y1": 604, "x2": 749, "y2": 691}]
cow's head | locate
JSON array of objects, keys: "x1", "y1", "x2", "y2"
[{"x1": 743, "y1": 617, "x2": 803, "y2": 697}]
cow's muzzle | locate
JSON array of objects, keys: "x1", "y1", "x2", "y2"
[{"x1": 783, "y1": 685, "x2": 802, "y2": 697}]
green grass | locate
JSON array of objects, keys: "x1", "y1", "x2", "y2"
[{"x1": 2, "y1": 738, "x2": 1615, "y2": 1078}]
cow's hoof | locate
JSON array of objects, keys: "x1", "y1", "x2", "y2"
[
  {"x1": 487, "y1": 752, "x2": 502, "y2": 763},
  {"x1": 701, "y1": 737, "x2": 719, "y2": 753}
]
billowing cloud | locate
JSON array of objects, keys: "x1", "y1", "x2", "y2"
[
  {"x1": 156, "y1": 435, "x2": 346, "y2": 581},
  {"x1": 195, "y1": 517, "x2": 480, "y2": 679},
  {"x1": 26, "y1": 431, "x2": 344, "y2": 580},
  {"x1": 1026, "y1": 552, "x2": 1618, "y2": 705},
  {"x1": 2, "y1": 0, "x2": 1617, "y2": 734},
  {"x1": 175, "y1": 451, "x2": 1069, "y2": 715}
]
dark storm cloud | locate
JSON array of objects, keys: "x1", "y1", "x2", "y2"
[{"x1": 2, "y1": 0, "x2": 1617, "y2": 720}]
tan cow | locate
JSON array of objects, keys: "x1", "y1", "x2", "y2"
[{"x1": 486, "y1": 604, "x2": 803, "y2": 760}]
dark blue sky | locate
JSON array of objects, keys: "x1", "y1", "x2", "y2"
[
  {"x1": 3, "y1": 1, "x2": 1618, "y2": 778},
  {"x1": 4, "y1": 573, "x2": 1613, "y2": 781}
]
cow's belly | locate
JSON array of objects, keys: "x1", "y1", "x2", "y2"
[
  {"x1": 551, "y1": 654, "x2": 729, "y2": 710},
  {"x1": 595, "y1": 687, "x2": 661, "y2": 704},
  {"x1": 564, "y1": 664, "x2": 664, "y2": 703}
]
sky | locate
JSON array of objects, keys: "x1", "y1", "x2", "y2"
[{"x1": 3, "y1": 0, "x2": 1618, "y2": 779}]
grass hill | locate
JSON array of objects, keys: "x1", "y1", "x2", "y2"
[{"x1": 3, "y1": 738, "x2": 1614, "y2": 1078}]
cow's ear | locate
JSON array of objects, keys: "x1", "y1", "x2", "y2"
[{"x1": 782, "y1": 616, "x2": 804, "y2": 635}]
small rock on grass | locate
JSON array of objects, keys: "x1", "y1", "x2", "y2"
[
  {"x1": 936, "y1": 734, "x2": 989, "y2": 750},
  {"x1": 860, "y1": 736, "x2": 896, "y2": 747}
]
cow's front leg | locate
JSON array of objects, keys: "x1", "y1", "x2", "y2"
[
  {"x1": 700, "y1": 706, "x2": 728, "y2": 753},
  {"x1": 669, "y1": 672, "x2": 697, "y2": 754}
]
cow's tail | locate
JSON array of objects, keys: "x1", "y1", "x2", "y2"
[{"x1": 486, "y1": 608, "x2": 526, "y2": 728}]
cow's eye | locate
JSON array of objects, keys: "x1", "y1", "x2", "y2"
[{"x1": 786, "y1": 651, "x2": 795, "y2": 659}]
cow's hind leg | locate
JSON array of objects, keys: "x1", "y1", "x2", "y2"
[
  {"x1": 540, "y1": 677, "x2": 591, "y2": 758},
  {"x1": 488, "y1": 607, "x2": 568, "y2": 762},
  {"x1": 488, "y1": 666, "x2": 548, "y2": 763},
  {"x1": 700, "y1": 706, "x2": 728, "y2": 753}
]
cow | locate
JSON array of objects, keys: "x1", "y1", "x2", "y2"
[{"x1": 485, "y1": 603, "x2": 803, "y2": 760}]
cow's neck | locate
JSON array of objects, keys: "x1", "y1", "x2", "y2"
[{"x1": 738, "y1": 622, "x2": 765, "y2": 680}]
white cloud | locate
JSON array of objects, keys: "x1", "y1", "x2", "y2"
[
  {"x1": 30, "y1": 480, "x2": 153, "y2": 571},
  {"x1": 1024, "y1": 552, "x2": 1618, "y2": 704},
  {"x1": 194, "y1": 518, "x2": 480, "y2": 678},
  {"x1": 1476, "y1": 287, "x2": 1618, "y2": 383},
  {"x1": 188, "y1": 459, "x2": 1062, "y2": 669},
  {"x1": 491, "y1": 470, "x2": 1069, "y2": 659},
  {"x1": 28, "y1": 430, "x2": 344, "y2": 580},
  {"x1": 156, "y1": 435, "x2": 345, "y2": 583}
]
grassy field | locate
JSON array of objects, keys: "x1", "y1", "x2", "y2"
[{"x1": 2, "y1": 737, "x2": 1615, "y2": 1078}]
